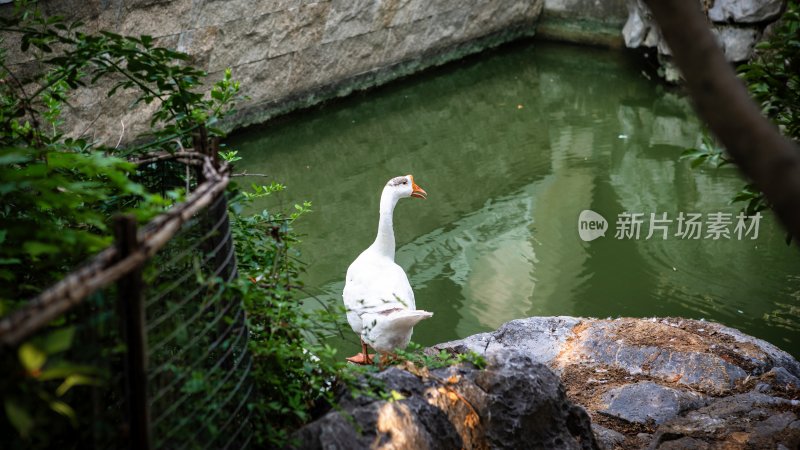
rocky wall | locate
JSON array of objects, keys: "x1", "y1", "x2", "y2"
[
  {"x1": 1, "y1": 0, "x2": 544, "y2": 145},
  {"x1": 624, "y1": 0, "x2": 787, "y2": 81}
]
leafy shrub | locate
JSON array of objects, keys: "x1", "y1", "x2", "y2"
[
  {"x1": 739, "y1": 1, "x2": 800, "y2": 140},
  {"x1": 0, "y1": 1, "x2": 245, "y2": 445},
  {"x1": 394, "y1": 342, "x2": 487, "y2": 370},
  {"x1": 0, "y1": 0, "x2": 243, "y2": 307},
  {"x1": 682, "y1": 0, "x2": 800, "y2": 228}
]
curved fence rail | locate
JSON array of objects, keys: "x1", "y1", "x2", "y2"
[{"x1": 0, "y1": 133, "x2": 253, "y2": 449}]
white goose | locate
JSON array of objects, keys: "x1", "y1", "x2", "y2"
[{"x1": 343, "y1": 175, "x2": 433, "y2": 365}]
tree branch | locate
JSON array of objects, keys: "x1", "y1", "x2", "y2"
[
  {"x1": 643, "y1": 0, "x2": 800, "y2": 243},
  {"x1": 99, "y1": 56, "x2": 164, "y2": 102}
]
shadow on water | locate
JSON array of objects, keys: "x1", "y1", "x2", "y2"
[{"x1": 229, "y1": 41, "x2": 800, "y2": 357}]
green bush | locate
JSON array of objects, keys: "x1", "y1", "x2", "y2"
[
  {"x1": 0, "y1": 1, "x2": 247, "y2": 445},
  {"x1": 0, "y1": 0, "x2": 242, "y2": 307},
  {"x1": 682, "y1": 0, "x2": 800, "y2": 229},
  {"x1": 739, "y1": 1, "x2": 800, "y2": 140}
]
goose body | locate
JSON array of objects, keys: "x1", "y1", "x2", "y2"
[{"x1": 342, "y1": 175, "x2": 432, "y2": 362}]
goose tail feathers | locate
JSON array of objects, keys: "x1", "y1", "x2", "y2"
[{"x1": 385, "y1": 309, "x2": 433, "y2": 328}]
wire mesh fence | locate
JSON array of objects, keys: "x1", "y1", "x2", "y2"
[{"x1": 0, "y1": 135, "x2": 253, "y2": 449}]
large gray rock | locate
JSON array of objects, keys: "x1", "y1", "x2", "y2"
[
  {"x1": 291, "y1": 349, "x2": 598, "y2": 449},
  {"x1": 292, "y1": 369, "x2": 462, "y2": 450},
  {"x1": 712, "y1": 25, "x2": 761, "y2": 62},
  {"x1": 599, "y1": 381, "x2": 707, "y2": 425},
  {"x1": 622, "y1": 0, "x2": 657, "y2": 48},
  {"x1": 708, "y1": 0, "x2": 784, "y2": 23},
  {"x1": 764, "y1": 367, "x2": 800, "y2": 390},
  {"x1": 569, "y1": 320, "x2": 748, "y2": 393},
  {"x1": 434, "y1": 316, "x2": 800, "y2": 449},
  {"x1": 435, "y1": 317, "x2": 800, "y2": 390},
  {"x1": 649, "y1": 392, "x2": 800, "y2": 449},
  {"x1": 622, "y1": 0, "x2": 784, "y2": 68},
  {"x1": 591, "y1": 424, "x2": 626, "y2": 449},
  {"x1": 439, "y1": 316, "x2": 581, "y2": 367}
]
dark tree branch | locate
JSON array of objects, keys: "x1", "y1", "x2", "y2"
[{"x1": 643, "y1": 0, "x2": 800, "y2": 243}]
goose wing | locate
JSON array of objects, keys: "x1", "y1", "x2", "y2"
[{"x1": 343, "y1": 254, "x2": 416, "y2": 333}]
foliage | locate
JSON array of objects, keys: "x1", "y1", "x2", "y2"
[
  {"x1": 680, "y1": 131, "x2": 731, "y2": 169},
  {"x1": 226, "y1": 186, "x2": 368, "y2": 447},
  {"x1": 682, "y1": 1, "x2": 800, "y2": 229},
  {"x1": 394, "y1": 342, "x2": 487, "y2": 370},
  {"x1": 0, "y1": 147, "x2": 142, "y2": 304},
  {"x1": 739, "y1": 1, "x2": 800, "y2": 140},
  {"x1": 0, "y1": 0, "x2": 241, "y2": 445},
  {"x1": 679, "y1": 131, "x2": 769, "y2": 216},
  {"x1": 0, "y1": 1, "x2": 242, "y2": 154},
  {"x1": 1, "y1": 325, "x2": 108, "y2": 447},
  {"x1": 0, "y1": 0, "x2": 242, "y2": 306}
]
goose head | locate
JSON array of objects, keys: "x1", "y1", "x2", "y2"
[{"x1": 384, "y1": 174, "x2": 427, "y2": 201}]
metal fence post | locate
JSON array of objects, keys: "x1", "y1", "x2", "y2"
[{"x1": 114, "y1": 215, "x2": 151, "y2": 450}]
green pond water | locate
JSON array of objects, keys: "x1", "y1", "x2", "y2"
[{"x1": 229, "y1": 41, "x2": 800, "y2": 358}]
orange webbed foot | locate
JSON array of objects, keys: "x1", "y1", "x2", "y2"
[{"x1": 345, "y1": 352, "x2": 373, "y2": 365}]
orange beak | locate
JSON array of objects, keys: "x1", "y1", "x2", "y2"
[{"x1": 408, "y1": 175, "x2": 427, "y2": 199}]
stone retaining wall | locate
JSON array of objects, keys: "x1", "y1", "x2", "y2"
[
  {"x1": 5, "y1": 0, "x2": 783, "y2": 139},
  {"x1": 2, "y1": 0, "x2": 544, "y2": 144},
  {"x1": 538, "y1": 0, "x2": 628, "y2": 47}
]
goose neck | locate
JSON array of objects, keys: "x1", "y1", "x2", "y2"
[{"x1": 372, "y1": 190, "x2": 398, "y2": 259}]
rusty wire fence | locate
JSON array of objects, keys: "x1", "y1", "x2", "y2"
[{"x1": 0, "y1": 134, "x2": 253, "y2": 449}]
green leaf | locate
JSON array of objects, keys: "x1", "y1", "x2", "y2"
[
  {"x1": 4, "y1": 399, "x2": 34, "y2": 439},
  {"x1": 389, "y1": 390, "x2": 406, "y2": 402},
  {"x1": 49, "y1": 400, "x2": 77, "y2": 426},
  {"x1": 35, "y1": 326, "x2": 76, "y2": 354},
  {"x1": 38, "y1": 362, "x2": 106, "y2": 381},
  {"x1": 731, "y1": 192, "x2": 754, "y2": 203},
  {"x1": 690, "y1": 156, "x2": 708, "y2": 168},
  {"x1": 56, "y1": 374, "x2": 101, "y2": 396},
  {"x1": 679, "y1": 148, "x2": 702, "y2": 159},
  {"x1": 23, "y1": 241, "x2": 60, "y2": 257},
  {"x1": 0, "y1": 151, "x2": 32, "y2": 165},
  {"x1": 19, "y1": 343, "x2": 47, "y2": 372}
]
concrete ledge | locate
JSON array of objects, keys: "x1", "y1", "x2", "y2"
[{"x1": 537, "y1": 17, "x2": 625, "y2": 48}]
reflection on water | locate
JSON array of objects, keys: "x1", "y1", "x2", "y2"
[{"x1": 229, "y1": 41, "x2": 800, "y2": 357}]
